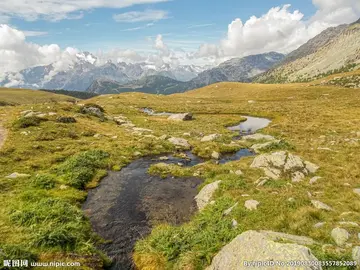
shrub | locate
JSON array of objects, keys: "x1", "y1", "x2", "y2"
[
  {"x1": 56, "y1": 116, "x2": 77, "y2": 123},
  {"x1": 57, "y1": 150, "x2": 109, "y2": 189},
  {"x1": 13, "y1": 116, "x2": 47, "y2": 129},
  {"x1": 31, "y1": 174, "x2": 56, "y2": 189}
]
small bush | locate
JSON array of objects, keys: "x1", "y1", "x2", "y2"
[
  {"x1": 56, "y1": 116, "x2": 77, "y2": 123},
  {"x1": 31, "y1": 174, "x2": 56, "y2": 189},
  {"x1": 13, "y1": 116, "x2": 47, "y2": 129},
  {"x1": 57, "y1": 150, "x2": 109, "y2": 189}
]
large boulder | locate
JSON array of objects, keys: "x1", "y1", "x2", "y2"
[
  {"x1": 168, "y1": 113, "x2": 193, "y2": 121},
  {"x1": 250, "y1": 151, "x2": 319, "y2": 181},
  {"x1": 195, "y1": 180, "x2": 221, "y2": 210},
  {"x1": 207, "y1": 230, "x2": 320, "y2": 270}
]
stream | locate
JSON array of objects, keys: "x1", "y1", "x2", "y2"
[{"x1": 83, "y1": 111, "x2": 271, "y2": 269}]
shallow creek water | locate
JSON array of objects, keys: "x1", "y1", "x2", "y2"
[{"x1": 83, "y1": 110, "x2": 270, "y2": 269}]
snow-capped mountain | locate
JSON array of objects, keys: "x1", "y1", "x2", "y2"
[{"x1": 0, "y1": 52, "x2": 205, "y2": 91}]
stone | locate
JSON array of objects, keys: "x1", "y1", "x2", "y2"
[
  {"x1": 183, "y1": 132, "x2": 191, "y2": 136},
  {"x1": 331, "y1": 227, "x2": 349, "y2": 246},
  {"x1": 201, "y1": 134, "x2": 220, "y2": 142},
  {"x1": 159, "y1": 135, "x2": 168, "y2": 140},
  {"x1": 314, "y1": 222, "x2": 326, "y2": 228},
  {"x1": 113, "y1": 116, "x2": 128, "y2": 125},
  {"x1": 5, "y1": 172, "x2": 31, "y2": 179},
  {"x1": 231, "y1": 219, "x2": 238, "y2": 228},
  {"x1": 352, "y1": 246, "x2": 360, "y2": 265},
  {"x1": 223, "y1": 202, "x2": 238, "y2": 216},
  {"x1": 288, "y1": 197, "x2": 295, "y2": 202},
  {"x1": 93, "y1": 134, "x2": 101, "y2": 138},
  {"x1": 134, "y1": 151, "x2": 142, "y2": 156},
  {"x1": 310, "y1": 176, "x2": 322, "y2": 184},
  {"x1": 259, "y1": 231, "x2": 316, "y2": 245},
  {"x1": 242, "y1": 133, "x2": 275, "y2": 141},
  {"x1": 195, "y1": 180, "x2": 221, "y2": 210},
  {"x1": 284, "y1": 153, "x2": 305, "y2": 172},
  {"x1": 81, "y1": 106, "x2": 103, "y2": 118},
  {"x1": 168, "y1": 137, "x2": 191, "y2": 149},
  {"x1": 159, "y1": 156, "x2": 169, "y2": 161},
  {"x1": 56, "y1": 116, "x2": 77, "y2": 123},
  {"x1": 291, "y1": 171, "x2": 305, "y2": 182},
  {"x1": 211, "y1": 151, "x2": 220, "y2": 160},
  {"x1": 304, "y1": 161, "x2": 320, "y2": 174},
  {"x1": 245, "y1": 200, "x2": 259, "y2": 210},
  {"x1": 167, "y1": 113, "x2": 193, "y2": 121},
  {"x1": 353, "y1": 189, "x2": 360, "y2": 196},
  {"x1": 311, "y1": 200, "x2": 333, "y2": 211},
  {"x1": 251, "y1": 140, "x2": 280, "y2": 153},
  {"x1": 207, "y1": 231, "x2": 321, "y2": 270},
  {"x1": 234, "y1": 170, "x2": 243, "y2": 176}
]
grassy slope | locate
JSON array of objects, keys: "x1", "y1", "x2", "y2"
[
  {"x1": 0, "y1": 88, "x2": 77, "y2": 105},
  {"x1": 0, "y1": 84, "x2": 360, "y2": 269}
]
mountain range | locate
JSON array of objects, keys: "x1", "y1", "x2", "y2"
[
  {"x1": 256, "y1": 19, "x2": 360, "y2": 83},
  {"x1": 1, "y1": 18, "x2": 359, "y2": 94}
]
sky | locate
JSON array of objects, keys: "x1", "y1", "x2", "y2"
[{"x1": 0, "y1": 0, "x2": 360, "y2": 78}]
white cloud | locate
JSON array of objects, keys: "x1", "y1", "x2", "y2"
[
  {"x1": 153, "y1": 34, "x2": 170, "y2": 57},
  {"x1": 0, "y1": 0, "x2": 169, "y2": 22},
  {"x1": 113, "y1": 9, "x2": 169, "y2": 23},
  {"x1": 195, "y1": 1, "x2": 360, "y2": 59},
  {"x1": 0, "y1": 24, "x2": 78, "y2": 81}
]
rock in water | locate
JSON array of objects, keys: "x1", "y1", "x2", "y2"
[
  {"x1": 168, "y1": 113, "x2": 193, "y2": 121},
  {"x1": 331, "y1": 228, "x2": 349, "y2": 246},
  {"x1": 207, "y1": 230, "x2": 321, "y2": 270},
  {"x1": 211, "y1": 151, "x2": 220, "y2": 160},
  {"x1": 195, "y1": 180, "x2": 221, "y2": 210}
]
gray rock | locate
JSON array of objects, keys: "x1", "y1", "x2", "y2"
[
  {"x1": 223, "y1": 202, "x2": 238, "y2": 216},
  {"x1": 231, "y1": 219, "x2": 238, "y2": 228},
  {"x1": 251, "y1": 140, "x2": 280, "y2": 153},
  {"x1": 242, "y1": 133, "x2": 275, "y2": 141},
  {"x1": 284, "y1": 153, "x2": 305, "y2": 172},
  {"x1": 331, "y1": 227, "x2": 349, "y2": 246},
  {"x1": 304, "y1": 161, "x2": 320, "y2": 174},
  {"x1": 201, "y1": 134, "x2": 221, "y2": 142},
  {"x1": 352, "y1": 246, "x2": 360, "y2": 265},
  {"x1": 5, "y1": 172, "x2": 31, "y2": 179},
  {"x1": 245, "y1": 200, "x2": 260, "y2": 210},
  {"x1": 314, "y1": 222, "x2": 326, "y2": 228},
  {"x1": 81, "y1": 106, "x2": 103, "y2": 118},
  {"x1": 311, "y1": 200, "x2": 333, "y2": 211},
  {"x1": 292, "y1": 171, "x2": 305, "y2": 182},
  {"x1": 168, "y1": 137, "x2": 191, "y2": 149},
  {"x1": 195, "y1": 180, "x2": 221, "y2": 210},
  {"x1": 167, "y1": 113, "x2": 193, "y2": 121},
  {"x1": 310, "y1": 176, "x2": 322, "y2": 184},
  {"x1": 211, "y1": 151, "x2": 220, "y2": 160},
  {"x1": 259, "y1": 230, "x2": 316, "y2": 245},
  {"x1": 207, "y1": 231, "x2": 321, "y2": 270}
]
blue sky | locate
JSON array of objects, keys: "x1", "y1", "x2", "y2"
[{"x1": 11, "y1": 0, "x2": 316, "y2": 52}]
